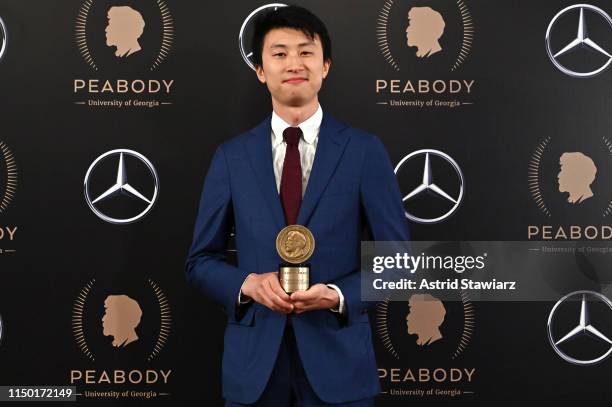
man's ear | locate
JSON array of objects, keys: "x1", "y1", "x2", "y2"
[
  {"x1": 255, "y1": 65, "x2": 266, "y2": 84},
  {"x1": 322, "y1": 59, "x2": 331, "y2": 79}
]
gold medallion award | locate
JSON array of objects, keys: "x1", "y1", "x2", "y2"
[{"x1": 275, "y1": 225, "x2": 315, "y2": 293}]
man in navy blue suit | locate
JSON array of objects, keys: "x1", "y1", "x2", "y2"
[{"x1": 186, "y1": 5, "x2": 410, "y2": 406}]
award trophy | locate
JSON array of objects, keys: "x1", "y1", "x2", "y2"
[{"x1": 275, "y1": 225, "x2": 315, "y2": 294}]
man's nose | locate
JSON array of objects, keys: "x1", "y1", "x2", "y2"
[{"x1": 286, "y1": 54, "x2": 305, "y2": 71}]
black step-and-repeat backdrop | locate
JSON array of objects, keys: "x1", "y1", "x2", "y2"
[{"x1": 1, "y1": 0, "x2": 612, "y2": 405}]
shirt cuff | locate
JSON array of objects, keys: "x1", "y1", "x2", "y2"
[
  {"x1": 238, "y1": 274, "x2": 254, "y2": 305},
  {"x1": 326, "y1": 283, "x2": 345, "y2": 314}
]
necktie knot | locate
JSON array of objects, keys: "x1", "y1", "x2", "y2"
[{"x1": 283, "y1": 127, "x2": 302, "y2": 147}]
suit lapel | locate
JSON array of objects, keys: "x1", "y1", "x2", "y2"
[
  {"x1": 245, "y1": 116, "x2": 285, "y2": 230},
  {"x1": 244, "y1": 113, "x2": 349, "y2": 230},
  {"x1": 297, "y1": 113, "x2": 348, "y2": 226}
]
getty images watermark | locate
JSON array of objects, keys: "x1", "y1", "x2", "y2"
[{"x1": 361, "y1": 241, "x2": 612, "y2": 302}]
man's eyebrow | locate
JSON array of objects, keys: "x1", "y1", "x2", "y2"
[{"x1": 269, "y1": 41, "x2": 316, "y2": 49}]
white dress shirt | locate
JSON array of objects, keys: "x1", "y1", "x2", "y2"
[
  {"x1": 271, "y1": 105, "x2": 322, "y2": 197},
  {"x1": 238, "y1": 105, "x2": 345, "y2": 314}
]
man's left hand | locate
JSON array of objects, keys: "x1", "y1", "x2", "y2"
[{"x1": 290, "y1": 284, "x2": 339, "y2": 314}]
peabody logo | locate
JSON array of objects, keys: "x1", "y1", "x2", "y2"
[
  {"x1": 528, "y1": 136, "x2": 612, "y2": 239},
  {"x1": 74, "y1": 0, "x2": 175, "y2": 109},
  {"x1": 548, "y1": 290, "x2": 612, "y2": 365},
  {"x1": 375, "y1": 0, "x2": 475, "y2": 108},
  {"x1": 376, "y1": 292, "x2": 476, "y2": 398},
  {"x1": 72, "y1": 278, "x2": 171, "y2": 361},
  {"x1": 239, "y1": 3, "x2": 287, "y2": 70},
  {"x1": 395, "y1": 149, "x2": 464, "y2": 224},
  {"x1": 545, "y1": 4, "x2": 612, "y2": 78},
  {"x1": 0, "y1": 16, "x2": 7, "y2": 62},
  {"x1": 84, "y1": 149, "x2": 159, "y2": 225},
  {"x1": 377, "y1": 0, "x2": 473, "y2": 72},
  {"x1": 75, "y1": 0, "x2": 174, "y2": 71},
  {"x1": 70, "y1": 278, "x2": 172, "y2": 399}
]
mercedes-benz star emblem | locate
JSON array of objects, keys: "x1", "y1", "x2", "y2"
[
  {"x1": 84, "y1": 149, "x2": 159, "y2": 224},
  {"x1": 548, "y1": 290, "x2": 612, "y2": 365},
  {"x1": 239, "y1": 3, "x2": 287, "y2": 70},
  {"x1": 546, "y1": 4, "x2": 612, "y2": 78},
  {"x1": 0, "y1": 16, "x2": 7, "y2": 62},
  {"x1": 394, "y1": 149, "x2": 464, "y2": 224}
]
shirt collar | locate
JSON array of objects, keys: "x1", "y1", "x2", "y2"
[{"x1": 271, "y1": 104, "x2": 323, "y2": 147}]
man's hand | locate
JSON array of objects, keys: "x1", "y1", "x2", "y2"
[
  {"x1": 241, "y1": 272, "x2": 294, "y2": 314},
  {"x1": 290, "y1": 284, "x2": 339, "y2": 314}
]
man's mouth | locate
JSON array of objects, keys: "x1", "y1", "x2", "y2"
[{"x1": 284, "y1": 77, "x2": 308, "y2": 85}]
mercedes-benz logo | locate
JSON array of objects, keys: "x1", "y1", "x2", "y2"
[
  {"x1": 239, "y1": 3, "x2": 287, "y2": 70},
  {"x1": 545, "y1": 4, "x2": 612, "y2": 78},
  {"x1": 0, "y1": 16, "x2": 7, "y2": 62},
  {"x1": 548, "y1": 290, "x2": 612, "y2": 366},
  {"x1": 84, "y1": 149, "x2": 159, "y2": 225},
  {"x1": 394, "y1": 149, "x2": 464, "y2": 224}
]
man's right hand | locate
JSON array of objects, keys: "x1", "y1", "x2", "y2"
[{"x1": 241, "y1": 272, "x2": 294, "y2": 314}]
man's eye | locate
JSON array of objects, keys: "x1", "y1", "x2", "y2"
[
  {"x1": 301, "y1": 52, "x2": 312, "y2": 56},
  {"x1": 274, "y1": 53, "x2": 286, "y2": 57}
]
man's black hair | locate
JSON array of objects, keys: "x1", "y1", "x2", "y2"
[{"x1": 251, "y1": 5, "x2": 332, "y2": 68}]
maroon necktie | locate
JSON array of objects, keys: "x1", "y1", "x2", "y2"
[{"x1": 280, "y1": 127, "x2": 303, "y2": 225}]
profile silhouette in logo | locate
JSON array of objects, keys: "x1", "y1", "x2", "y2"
[
  {"x1": 405, "y1": 7, "x2": 445, "y2": 58},
  {"x1": 405, "y1": 294, "x2": 446, "y2": 346},
  {"x1": 285, "y1": 230, "x2": 308, "y2": 260},
  {"x1": 105, "y1": 6, "x2": 146, "y2": 58},
  {"x1": 102, "y1": 294, "x2": 142, "y2": 347},
  {"x1": 558, "y1": 152, "x2": 597, "y2": 204}
]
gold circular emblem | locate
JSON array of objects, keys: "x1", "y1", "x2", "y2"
[{"x1": 276, "y1": 225, "x2": 315, "y2": 264}]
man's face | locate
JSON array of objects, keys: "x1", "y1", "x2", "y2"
[
  {"x1": 102, "y1": 302, "x2": 114, "y2": 335},
  {"x1": 286, "y1": 234, "x2": 296, "y2": 252},
  {"x1": 406, "y1": 11, "x2": 417, "y2": 47},
  {"x1": 557, "y1": 161, "x2": 569, "y2": 192},
  {"x1": 105, "y1": 13, "x2": 118, "y2": 46},
  {"x1": 406, "y1": 304, "x2": 416, "y2": 334},
  {"x1": 286, "y1": 233, "x2": 302, "y2": 253},
  {"x1": 256, "y1": 27, "x2": 330, "y2": 107}
]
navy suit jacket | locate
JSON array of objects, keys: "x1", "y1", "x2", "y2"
[{"x1": 186, "y1": 113, "x2": 410, "y2": 404}]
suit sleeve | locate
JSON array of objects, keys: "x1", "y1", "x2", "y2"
[
  {"x1": 331, "y1": 135, "x2": 411, "y2": 323},
  {"x1": 185, "y1": 144, "x2": 251, "y2": 321}
]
